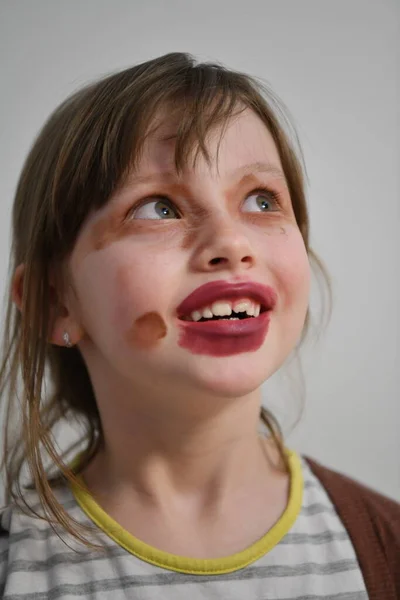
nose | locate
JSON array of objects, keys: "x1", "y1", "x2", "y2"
[{"x1": 189, "y1": 213, "x2": 256, "y2": 273}]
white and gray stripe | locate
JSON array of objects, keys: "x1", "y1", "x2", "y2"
[{"x1": 0, "y1": 457, "x2": 369, "y2": 599}]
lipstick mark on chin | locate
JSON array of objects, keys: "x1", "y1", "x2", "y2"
[{"x1": 129, "y1": 311, "x2": 167, "y2": 348}]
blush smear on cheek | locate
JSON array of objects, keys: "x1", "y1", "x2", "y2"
[{"x1": 128, "y1": 311, "x2": 168, "y2": 349}]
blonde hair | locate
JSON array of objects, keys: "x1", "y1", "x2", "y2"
[{"x1": 0, "y1": 52, "x2": 330, "y2": 546}]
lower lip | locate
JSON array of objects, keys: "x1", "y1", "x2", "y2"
[{"x1": 177, "y1": 311, "x2": 272, "y2": 356}]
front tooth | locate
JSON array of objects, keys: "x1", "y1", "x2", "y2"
[
  {"x1": 246, "y1": 303, "x2": 255, "y2": 316},
  {"x1": 233, "y1": 300, "x2": 250, "y2": 313},
  {"x1": 254, "y1": 304, "x2": 260, "y2": 317},
  {"x1": 211, "y1": 301, "x2": 232, "y2": 317},
  {"x1": 202, "y1": 307, "x2": 214, "y2": 319},
  {"x1": 191, "y1": 310, "x2": 202, "y2": 322}
]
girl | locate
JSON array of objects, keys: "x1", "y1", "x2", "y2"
[{"x1": 0, "y1": 52, "x2": 398, "y2": 599}]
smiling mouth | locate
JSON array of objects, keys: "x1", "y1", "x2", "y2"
[
  {"x1": 176, "y1": 281, "x2": 276, "y2": 355},
  {"x1": 180, "y1": 298, "x2": 267, "y2": 322}
]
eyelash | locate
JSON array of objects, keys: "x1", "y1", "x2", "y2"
[
  {"x1": 247, "y1": 186, "x2": 283, "y2": 209},
  {"x1": 128, "y1": 186, "x2": 283, "y2": 219}
]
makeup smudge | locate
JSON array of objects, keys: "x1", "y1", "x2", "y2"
[
  {"x1": 129, "y1": 311, "x2": 167, "y2": 349},
  {"x1": 91, "y1": 214, "x2": 122, "y2": 251}
]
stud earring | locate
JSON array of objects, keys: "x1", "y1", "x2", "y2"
[{"x1": 63, "y1": 331, "x2": 73, "y2": 348}]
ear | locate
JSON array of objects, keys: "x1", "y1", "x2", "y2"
[{"x1": 12, "y1": 263, "x2": 85, "y2": 348}]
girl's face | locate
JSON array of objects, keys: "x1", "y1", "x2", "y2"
[{"x1": 68, "y1": 108, "x2": 310, "y2": 401}]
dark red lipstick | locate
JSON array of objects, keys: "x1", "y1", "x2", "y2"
[{"x1": 176, "y1": 280, "x2": 277, "y2": 356}]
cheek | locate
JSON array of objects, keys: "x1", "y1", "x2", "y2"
[
  {"x1": 72, "y1": 236, "x2": 183, "y2": 348},
  {"x1": 108, "y1": 252, "x2": 179, "y2": 345},
  {"x1": 71, "y1": 252, "x2": 147, "y2": 333},
  {"x1": 71, "y1": 256, "x2": 120, "y2": 343},
  {"x1": 263, "y1": 226, "x2": 310, "y2": 309}
]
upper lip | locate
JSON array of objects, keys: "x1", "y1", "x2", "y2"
[{"x1": 177, "y1": 280, "x2": 277, "y2": 318}]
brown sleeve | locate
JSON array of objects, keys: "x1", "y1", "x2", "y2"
[{"x1": 304, "y1": 456, "x2": 400, "y2": 600}]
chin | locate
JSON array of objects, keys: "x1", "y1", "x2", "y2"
[{"x1": 181, "y1": 351, "x2": 283, "y2": 399}]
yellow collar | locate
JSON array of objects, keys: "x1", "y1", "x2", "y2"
[{"x1": 70, "y1": 448, "x2": 303, "y2": 575}]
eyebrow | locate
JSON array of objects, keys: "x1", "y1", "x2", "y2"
[{"x1": 121, "y1": 161, "x2": 286, "y2": 189}]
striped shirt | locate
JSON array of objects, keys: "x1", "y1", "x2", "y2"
[{"x1": 0, "y1": 450, "x2": 369, "y2": 599}]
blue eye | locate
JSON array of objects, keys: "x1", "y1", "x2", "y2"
[
  {"x1": 242, "y1": 189, "x2": 280, "y2": 213},
  {"x1": 130, "y1": 198, "x2": 180, "y2": 220}
]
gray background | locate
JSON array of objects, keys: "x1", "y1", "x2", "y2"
[{"x1": 0, "y1": 0, "x2": 399, "y2": 500}]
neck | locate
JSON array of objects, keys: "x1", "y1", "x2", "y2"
[{"x1": 82, "y1": 387, "x2": 284, "y2": 513}]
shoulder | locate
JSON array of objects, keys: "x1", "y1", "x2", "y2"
[
  {"x1": 303, "y1": 455, "x2": 400, "y2": 596},
  {"x1": 0, "y1": 489, "x2": 89, "y2": 596},
  {"x1": 303, "y1": 455, "x2": 400, "y2": 520}
]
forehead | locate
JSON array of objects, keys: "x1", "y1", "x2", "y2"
[{"x1": 136, "y1": 108, "x2": 283, "y2": 179}]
